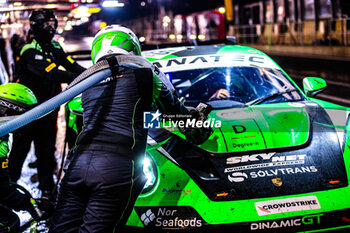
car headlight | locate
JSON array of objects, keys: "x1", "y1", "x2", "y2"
[{"x1": 142, "y1": 153, "x2": 158, "y2": 194}]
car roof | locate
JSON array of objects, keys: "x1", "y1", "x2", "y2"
[{"x1": 142, "y1": 45, "x2": 280, "y2": 73}]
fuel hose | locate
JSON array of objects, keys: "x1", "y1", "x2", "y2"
[{"x1": 0, "y1": 55, "x2": 168, "y2": 137}]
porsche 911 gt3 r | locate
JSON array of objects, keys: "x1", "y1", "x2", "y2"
[{"x1": 66, "y1": 43, "x2": 350, "y2": 232}]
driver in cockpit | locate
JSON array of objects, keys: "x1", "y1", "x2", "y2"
[{"x1": 209, "y1": 88, "x2": 230, "y2": 100}]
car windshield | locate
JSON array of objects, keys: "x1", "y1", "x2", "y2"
[{"x1": 166, "y1": 67, "x2": 304, "y2": 109}]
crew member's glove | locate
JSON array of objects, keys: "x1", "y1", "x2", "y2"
[
  {"x1": 188, "y1": 107, "x2": 205, "y2": 121},
  {"x1": 36, "y1": 197, "x2": 55, "y2": 218},
  {"x1": 180, "y1": 103, "x2": 213, "y2": 145}
]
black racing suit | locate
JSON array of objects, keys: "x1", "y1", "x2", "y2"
[
  {"x1": 50, "y1": 67, "x2": 190, "y2": 233},
  {"x1": 0, "y1": 136, "x2": 33, "y2": 233},
  {"x1": 9, "y1": 39, "x2": 85, "y2": 192}
]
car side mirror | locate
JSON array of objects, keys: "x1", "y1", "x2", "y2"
[{"x1": 302, "y1": 77, "x2": 327, "y2": 97}]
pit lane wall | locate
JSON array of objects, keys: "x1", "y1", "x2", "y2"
[{"x1": 248, "y1": 44, "x2": 350, "y2": 84}]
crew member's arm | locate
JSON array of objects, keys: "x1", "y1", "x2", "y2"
[
  {"x1": 52, "y1": 41, "x2": 86, "y2": 74},
  {"x1": 21, "y1": 48, "x2": 81, "y2": 84},
  {"x1": 152, "y1": 72, "x2": 190, "y2": 115},
  {"x1": 151, "y1": 70, "x2": 211, "y2": 144},
  {"x1": 0, "y1": 137, "x2": 31, "y2": 211}
]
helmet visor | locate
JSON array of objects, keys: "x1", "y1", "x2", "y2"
[{"x1": 43, "y1": 20, "x2": 57, "y2": 30}]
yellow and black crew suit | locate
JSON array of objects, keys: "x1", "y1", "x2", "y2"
[{"x1": 9, "y1": 10, "x2": 85, "y2": 198}]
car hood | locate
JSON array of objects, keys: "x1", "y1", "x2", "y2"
[
  {"x1": 202, "y1": 102, "x2": 310, "y2": 153},
  {"x1": 148, "y1": 101, "x2": 348, "y2": 201}
]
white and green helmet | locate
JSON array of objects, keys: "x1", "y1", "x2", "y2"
[{"x1": 91, "y1": 25, "x2": 142, "y2": 64}]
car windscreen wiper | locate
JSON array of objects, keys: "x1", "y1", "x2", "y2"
[{"x1": 244, "y1": 89, "x2": 299, "y2": 107}]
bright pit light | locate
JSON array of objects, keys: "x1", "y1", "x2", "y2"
[
  {"x1": 140, "y1": 1, "x2": 145, "y2": 6},
  {"x1": 76, "y1": 5, "x2": 88, "y2": 14},
  {"x1": 218, "y1": 7, "x2": 226, "y2": 14},
  {"x1": 64, "y1": 24, "x2": 73, "y2": 31},
  {"x1": 13, "y1": 2, "x2": 21, "y2": 6},
  {"x1": 198, "y1": 34, "x2": 205, "y2": 40},
  {"x1": 57, "y1": 28, "x2": 64, "y2": 34},
  {"x1": 139, "y1": 36, "x2": 146, "y2": 42},
  {"x1": 163, "y1": 16, "x2": 171, "y2": 23},
  {"x1": 189, "y1": 34, "x2": 196, "y2": 40},
  {"x1": 169, "y1": 34, "x2": 175, "y2": 40},
  {"x1": 163, "y1": 22, "x2": 168, "y2": 27},
  {"x1": 176, "y1": 34, "x2": 183, "y2": 40},
  {"x1": 102, "y1": 0, "x2": 124, "y2": 7},
  {"x1": 81, "y1": 16, "x2": 89, "y2": 22},
  {"x1": 58, "y1": 37, "x2": 65, "y2": 45}
]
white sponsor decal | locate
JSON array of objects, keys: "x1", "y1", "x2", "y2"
[
  {"x1": 100, "y1": 75, "x2": 118, "y2": 84},
  {"x1": 226, "y1": 152, "x2": 276, "y2": 164},
  {"x1": 254, "y1": 196, "x2": 321, "y2": 216},
  {"x1": 227, "y1": 166, "x2": 317, "y2": 183},
  {"x1": 151, "y1": 54, "x2": 279, "y2": 72},
  {"x1": 225, "y1": 160, "x2": 305, "y2": 172},
  {"x1": 226, "y1": 152, "x2": 307, "y2": 165},
  {"x1": 141, "y1": 208, "x2": 202, "y2": 228},
  {"x1": 250, "y1": 214, "x2": 323, "y2": 230},
  {"x1": 143, "y1": 47, "x2": 188, "y2": 59},
  {"x1": 227, "y1": 172, "x2": 248, "y2": 182},
  {"x1": 225, "y1": 153, "x2": 307, "y2": 170},
  {"x1": 251, "y1": 219, "x2": 301, "y2": 230},
  {"x1": 0, "y1": 100, "x2": 25, "y2": 112},
  {"x1": 225, "y1": 152, "x2": 316, "y2": 182},
  {"x1": 140, "y1": 209, "x2": 156, "y2": 226}
]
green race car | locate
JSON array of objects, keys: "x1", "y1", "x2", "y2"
[{"x1": 66, "y1": 43, "x2": 350, "y2": 232}]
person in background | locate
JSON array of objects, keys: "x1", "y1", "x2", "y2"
[
  {"x1": 0, "y1": 83, "x2": 42, "y2": 233},
  {"x1": 10, "y1": 34, "x2": 25, "y2": 83},
  {"x1": 50, "y1": 25, "x2": 194, "y2": 233},
  {"x1": 8, "y1": 9, "x2": 85, "y2": 201},
  {"x1": 0, "y1": 34, "x2": 9, "y2": 75}
]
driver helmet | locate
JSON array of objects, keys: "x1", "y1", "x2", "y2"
[
  {"x1": 91, "y1": 25, "x2": 141, "y2": 64},
  {"x1": 0, "y1": 83, "x2": 37, "y2": 116},
  {"x1": 29, "y1": 9, "x2": 58, "y2": 44}
]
